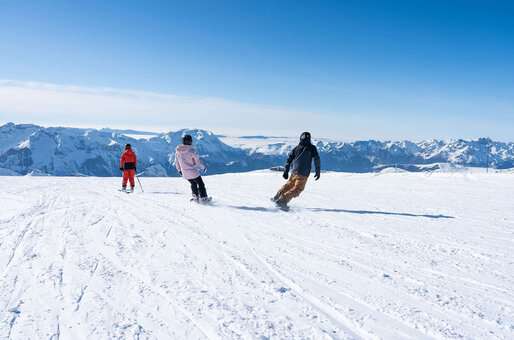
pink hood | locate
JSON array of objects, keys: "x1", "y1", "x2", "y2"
[{"x1": 175, "y1": 144, "x2": 205, "y2": 180}]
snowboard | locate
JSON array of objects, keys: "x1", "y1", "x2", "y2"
[
  {"x1": 190, "y1": 197, "x2": 213, "y2": 204},
  {"x1": 276, "y1": 204, "x2": 290, "y2": 212},
  {"x1": 270, "y1": 198, "x2": 290, "y2": 211}
]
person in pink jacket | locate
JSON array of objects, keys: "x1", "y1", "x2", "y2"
[{"x1": 175, "y1": 134, "x2": 209, "y2": 201}]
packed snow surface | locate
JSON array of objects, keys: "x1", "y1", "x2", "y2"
[{"x1": 1, "y1": 172, "x2": 513, "y2": 339}]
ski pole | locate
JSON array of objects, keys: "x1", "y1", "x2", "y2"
[{"x1": 136, "y1": 174, "x2": 144, "y2": 193}]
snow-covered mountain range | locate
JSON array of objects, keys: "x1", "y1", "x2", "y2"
[{"x1": 1, "y1": 122, "x2": 513, "y2": 176}]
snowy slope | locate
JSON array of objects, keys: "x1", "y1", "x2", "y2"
[{"x1": 1, "y1": 172, "x2": 513, "y2": 339}]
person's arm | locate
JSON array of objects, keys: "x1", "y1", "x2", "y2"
[
  {"x1": 175, "y1": 153, "x2": 182, "y2": 174},
  {"x1": 312, "y1": 146, "x2": 321, "y2": 180},
  {"x1": 285, "y1": 147, "x2": 296, "y2": 168},
  {"x1": 134, "y1": 153, "x2": 137, "y2": 172},
  {"x1": 283, "y1": 147, "x2": 296, "y2": 179},
  {"x1": 193, "y1": 151, "x2": 206, "y2": 172},
  {"x1": 119, "y1": 153, "x2": 125, "y2": 171}
]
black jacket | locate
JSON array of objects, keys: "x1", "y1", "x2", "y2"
[{"x1": 285, "y1": 142, "x2": 321, "y2": 177}]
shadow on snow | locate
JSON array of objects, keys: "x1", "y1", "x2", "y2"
[
  {"x1": 228, "y1": 205, "x2": 278, "y2": 212},
  {"x1": 228, "y1": 205, "x2": 454, "y2": 219},
  {"x1": 145, "y1": 191, "x2": 181, "y2": 195},
  {"x1": 306, "y1": 208, "x2": 454, "y2": 219}
]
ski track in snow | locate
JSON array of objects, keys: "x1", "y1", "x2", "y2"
[{"x1": 0, "y1": 172, "x2": 513, "y2": 339}]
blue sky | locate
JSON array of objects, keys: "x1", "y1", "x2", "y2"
[{"x1": 0, "y1": 0, "x2": 513, "y2": 140}]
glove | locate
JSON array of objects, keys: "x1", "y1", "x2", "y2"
[
  {"x1": 178, "y1": 170, "x2": 182, "y2": 176},
  {"x1": 134, "y1": 167, "x2": 137, "y2": 172},
  {"x1": 314, "y1": 171, "x2": 320, "y2": 181},
  {"x1": 202, "y1": 167, "x2": 208, "y2": 175},
  {"x1": 119, "y1": 167, "x2": 123, "y2": 172},
  {"x1": 282, "y1": 170, "x2": 289, "y2": 180}
]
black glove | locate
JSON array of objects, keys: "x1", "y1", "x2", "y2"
[
  {"x1": 314, "y1": 171, "x2": 320, "y2": 181},
  {"x1": 178, "y1": 170, "x2": 182, "y2": 176},
  {"x1": 119, "y1": 167, "x2": 124, "y2": 172},
  {"x1": 282, "y1": 170, "x2": 289, "y2": 180},
  {"x1": 134, "y1": 167, "x2": 137, "y2": 172}
]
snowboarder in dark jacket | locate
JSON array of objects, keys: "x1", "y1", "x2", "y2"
[{"x1": 272, "y1": 132, "x2": 320, "y2": 208}]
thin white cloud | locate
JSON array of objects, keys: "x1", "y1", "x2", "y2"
[{"x1": 0, "y1": 80, "x2": 319, "y2": 135}]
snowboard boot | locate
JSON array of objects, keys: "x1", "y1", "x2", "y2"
[
  {"x1": 199, "y1": 196, "x2": 212, "y2": 203},
  {"x1": 190, "y1": 194, "x2": 200, "y2": 202},
  {"x1": 130, "y1": 186, "x2": 135, "y2": 193},
  {"x1": 275, "y1": 199, "x2": 289, "y2": 211}
]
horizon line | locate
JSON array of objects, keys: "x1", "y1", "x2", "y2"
[{"x1": 0, "y1": 121, "x2": 508, "y2": 144}]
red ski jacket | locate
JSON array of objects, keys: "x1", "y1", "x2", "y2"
[{"x1": 120, "y1": 149, "x2": 137, "y2": 170}]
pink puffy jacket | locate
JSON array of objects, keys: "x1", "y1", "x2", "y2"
[{"x1": 175, "y1": 144, "x2": 206, "y2": 180}]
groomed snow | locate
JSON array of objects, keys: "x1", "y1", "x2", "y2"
[{"x1": 1, "y1": 172, "x2": 513, "y2": 339}]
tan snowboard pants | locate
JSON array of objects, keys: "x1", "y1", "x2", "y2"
[{"x1": 275, "y1": 174, "x2": 309, "y2": 204}]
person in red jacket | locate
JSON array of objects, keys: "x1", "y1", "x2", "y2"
[{"x1": 119, "y1": 144, "x2": 137, "y2": 192}]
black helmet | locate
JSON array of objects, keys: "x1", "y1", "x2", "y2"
[
  {"x1": 125, "y1": 143, "x2": 132, "y2": 150},
  {"x1": 182, "y1": 134, "x2": 193, "y2": 145},
  {"x1": 300, "y1": 132, "x2": 311, "y2": 144}
]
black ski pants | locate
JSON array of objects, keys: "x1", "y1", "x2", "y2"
[{"x1": 188, "y1": 176, "x2": 207, "y2": 198}]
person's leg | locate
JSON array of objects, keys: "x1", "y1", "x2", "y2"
[
  {"x1": 274, "y1": 176, "x2": 296, "y2": 201},
  {"x1": 122, "y1": 170, "x2": 129, "y2": 189},
  {"x1": 279, "y1": 175, "x2": 308, "y2": 204},
  {"x1": 129, "y1": 170, "x2": 135, "y2": 190},
  {"x1": 196, "y1": 176, "x2": 208, "y2": 198},
  {"x1": 188, "y1": 178, "x2": 199, "y2": 198}
]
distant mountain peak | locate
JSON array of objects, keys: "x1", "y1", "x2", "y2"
[{"x1": 1, "y1": 123, "x2": 513, "y2": 176}]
